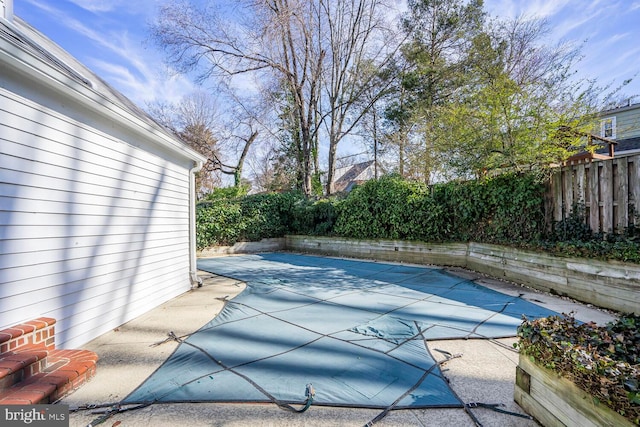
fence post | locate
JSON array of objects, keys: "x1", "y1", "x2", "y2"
[
  {"x1": 632, "y1": 156, "x2": 640, "y2": 227},
  {"x1": 552, "y1": 169, "x2": 563, "y2": 223},
  {"x1": 616, "y1": 159, "x2": 629, "y2": 233},
  {"x1": 589, "y1": 162, "x2": 600, "y2": 232}
]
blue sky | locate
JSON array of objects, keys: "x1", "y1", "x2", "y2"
[{"x1": 14, "y1": 0, "x2": 640, "y2": 111}]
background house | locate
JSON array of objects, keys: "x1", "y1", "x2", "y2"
[
  {"x1": 597, "y1": 102, "x2": 640, "y2": 157},
  {"x1": 333, "y1": 160, "x2": 376, "y2": 193},
  {"x1": 0, "y1": 3, "x2": 206, "y2": 348}
]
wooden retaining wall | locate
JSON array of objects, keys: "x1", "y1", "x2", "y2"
[
  {"x1": 197, "y1": 238, "x2": 286, "y2": 257},
  {"x1": 549, "y1": 154, "x2": 640, "y2": 233},
  {"x1": 285, "y1": 236, "x2": 468, "y2": 267},
  {"x1": 285, "y1": 236, "x2": 640, "y2": 314},
  {"x1": 515, "y1": 355, "x2": 634, "y2": 427}
]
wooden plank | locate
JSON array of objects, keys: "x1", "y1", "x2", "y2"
[
  {"x1": 553, "y1": 170, "x2": 564, "y2": 222},
  {"x1": 600, "y1": 160, "x2": 614, "y2": 233},
  {"x1": 567, "y1": 277, "x2": 639, "y2": 314},
  {"x1": 285, "y1": 238, "x2": 640, "y2": 313},
  {"x1": 632, "y1": 155, "x2": 640, "y2": 226},
  {"x1": 575, "y1": 164, "x2": 586, "y2": 204},
  {"x1": 615, "y1": 159, "x2": 629, "y2": 232},
  {"x1": 563, "y1": 167, "x2": 574, "y2": 214},
  {"x1": 589, "y1": 162, "x2": 600, "y2": 232},
  {"x1": 514, "y1": 385, "x2": 564, "y2": 427}
]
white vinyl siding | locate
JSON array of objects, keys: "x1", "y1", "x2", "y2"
[
  {"x1": 613, "y1": 107, "x2": 640, "y2": 140},
  {"x1": 0, "y1": 88, "x2": 193, "y2": 348}
]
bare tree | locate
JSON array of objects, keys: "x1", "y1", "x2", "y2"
[
  {"x1": 151, "y1": 0, "x2": 324, "y2": 195},
  {"x1": 151, "y1": 0, "x2": 405, "y2": 195},
  {"x1": 147, "y1": 89, "x2": 259, "y2": 194},
  {"x1": 147, "y1": 91, "x2": 224, "y2": 194},
  {"x1": 319, "y1": 0, "x2": 402, "y2": 194}
]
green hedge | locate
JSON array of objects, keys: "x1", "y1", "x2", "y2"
[
  {"x1": 333, "y1": 173, "x2": 545, "y2": 243},
  {"x1": 196, "y1": 192, "x2": 339, "y2": 248},
  {"x1": 196, "y1": 173, "x2": 546, "y2": 248},
  {"x1": 194, "y1": 173, "x2": 639, "y2": 263}
]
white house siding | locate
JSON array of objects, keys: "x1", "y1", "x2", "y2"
[
  {"x1": 615, "y1": 107, "x2": 640, "y2": 139},
  {"x1": 0, "y1": 85, "x2": 195, "y2": 348}
]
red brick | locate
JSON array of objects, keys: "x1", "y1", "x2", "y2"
[
  {"x1": 3, "y1": 354, "x2": 37, "y2": 367},
  {"x1": 37, "y1": 318, "x2": 56, "y2": 327},
  {"x1": 59, "y1": 362, "x2": 86, "y2": 377},
  {"x1": 44, "y1": 373, "x2": 73, "y2": 387},
  {"x1": 0, "y1": 333, "x2": 12, "y2": 345},
  {"x1": 85, "y1": 354, "x2": 99, "y2": 362},
  {"x1": 71, "y1": 374, "x2": 87, "y2": 388},
  {"x1": 0, "y1": 367, "x2": 12, "y2": 379},
  {"x1": 52, "y1": 369, "x2": 79, "y2": 382},
  {"x1": 50, "y1": 382, "x2": 72, "y2": 400},
  {"x1": 2, "y1": 389, "x2": 46, "y2": 404},
  {"x1": 0, "y1": 372, "x2": 21, "y2": 390},
  {"x1": 3, "y1": 329, "x2": 24, "y2": 340},
  {"x1": 0, "y1": 360, "x2": 24, "y2": 375},
  {"x1": 0, "y1": 397, "x2": 32, "y2": 405},
  {"x1": 15, "y1": 324, "x2": 36, "y2": 335},
  {"x1": 21, "y1": 382, "x2": 56, "y2": 396},
  {"x1": 0, "y1": 343, "x2": 9, "y2": 354},
  {"x1": 24, "y1": 319, "x2": 48, "y2": 331},
  {"x1": 25, "y1": 360, "x2": 46, "y2": 378},
  {"x1": 50, "y1": 349, "x2": 71, "y2": 357}
]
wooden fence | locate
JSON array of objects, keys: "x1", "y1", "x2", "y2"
[{"x1": 548, "y1": 153, "x2": 640, "y2": 233}]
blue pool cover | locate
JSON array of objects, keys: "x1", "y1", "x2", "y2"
[{"x1": 124, "y1": 253, "x2": 557, "y2": 409}]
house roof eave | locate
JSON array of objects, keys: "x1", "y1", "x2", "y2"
[{"x1": 0, "y1": 19, "x2": 206, "y2": 165}]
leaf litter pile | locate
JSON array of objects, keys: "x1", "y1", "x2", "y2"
[{"x1": 517, "y1": 313, "x2": 639, "y2": 424}]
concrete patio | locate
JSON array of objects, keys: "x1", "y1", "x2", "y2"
[{"x1": 61, "y1": 257, "x2": 615, "y2": 427}]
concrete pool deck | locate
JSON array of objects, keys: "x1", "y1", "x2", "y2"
[{"x1": 61, "y1": 258, "x2": 615, "y2": 427}]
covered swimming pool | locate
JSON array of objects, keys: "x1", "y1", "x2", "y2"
[{"x1": 125, "y1": 253, "x2": 556, "y2": 411}]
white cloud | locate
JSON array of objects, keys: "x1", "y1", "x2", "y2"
[
  {"x1": 607, "y1": 32, "x2": 630, "y2": 44},
  {"x1": 22, "y1": 0, "x2": 194, "y2": 106},
  {"x1": 522, "y1": 0, "x2": 572, "y2": 19},
  {"x1": 66, "y1": 0, "x2": 160, "y2": 16},
  {"x1": 66, "y1": 0, "x2": 122, "y2": 13},
  {"x1": 484, "y1": 0, "x2": 572, "y2": 20},
  {"x1": 90, "y1": 59, "x2": 195, "y2": 106}
]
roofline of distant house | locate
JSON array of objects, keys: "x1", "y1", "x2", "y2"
[
  {"x1": 600, "y1": 101, "x2": 640, "y2": 116},
  {"x1": 0, "y1": 17, "x2": 206, "y2": 166}
]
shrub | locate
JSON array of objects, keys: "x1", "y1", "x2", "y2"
[
  {"x1": 291, "y1": 197, "x2": 341, "y2": 236},
  {"x1": 334, "y1": 175, "x2": 427, "y2": 239},
  {"x1": 196, "y1": 191, "x2": 307, "y2": 248},
  {"x1": 196, "y1": 198, "x2": 244, "y2": 248}
]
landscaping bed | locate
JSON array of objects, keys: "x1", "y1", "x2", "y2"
[{"x1": 516, "y1": 314, "x2": 640, "y2": 425}]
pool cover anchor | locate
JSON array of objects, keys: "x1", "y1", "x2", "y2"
[{"x1": 286, "y1": 383, "x2": 315, "y2": 413}]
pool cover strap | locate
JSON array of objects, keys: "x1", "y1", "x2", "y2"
[{"x1": 166, "y1": 332, "x2": 316, "y2": 413}]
